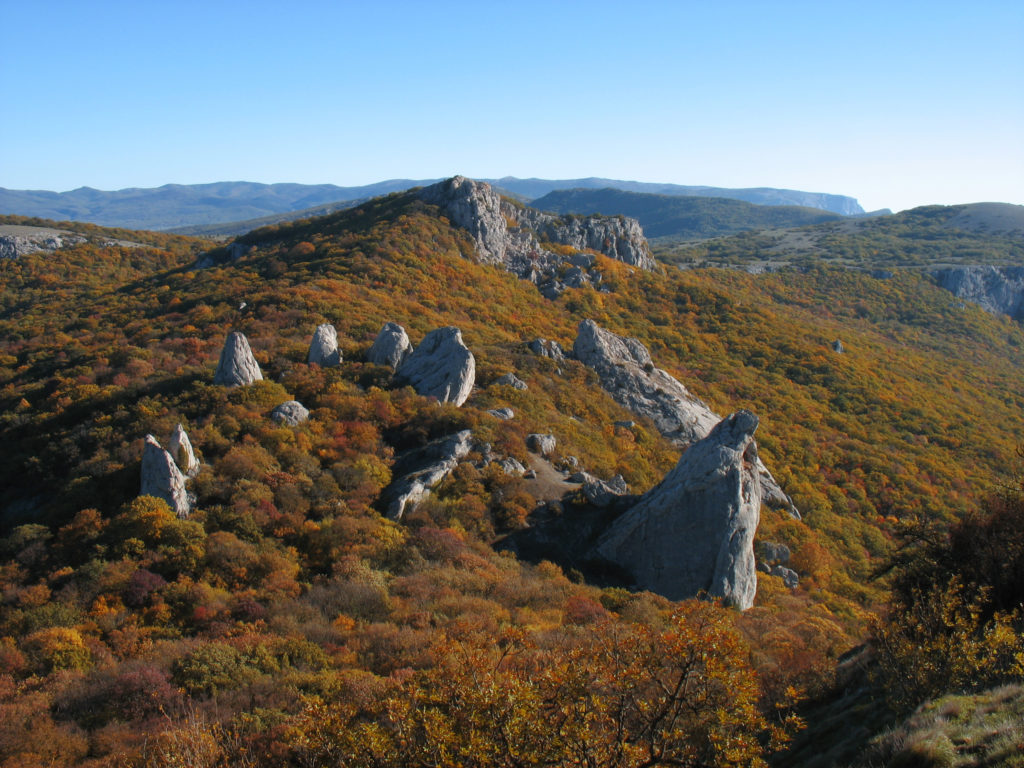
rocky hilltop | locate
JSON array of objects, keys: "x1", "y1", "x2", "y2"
[{"x1": 417, "y1": 176, "x2": 655, "y2": 276}]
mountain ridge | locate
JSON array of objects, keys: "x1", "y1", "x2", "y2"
[{"x1": 0, "y1": 176, "x2": 865, "y2": 231}]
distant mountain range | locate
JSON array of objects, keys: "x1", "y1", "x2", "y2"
[
  {"x1": 531, "y1": 188, "x2": 843, "y2": 240},
  {"x1": 0, "y1": 176, "x2": 865, "y2": 232}
]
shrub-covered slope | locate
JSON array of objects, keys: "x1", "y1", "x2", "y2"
[{"x1": 1, "y1": 190, "x2": 1023, "y2": 765}]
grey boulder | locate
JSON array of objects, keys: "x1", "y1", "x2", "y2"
[
  {"x1": 271, "y1": 400, "x2": 310, "y2": 426},
  {"x1": 213, "y1": 331, "x2": 263, "y2": 386},
  {"x1": 367, "y1": 322, "x2": 413, "y2": 369},
  {"x1": 396, "y1": 327, "x2": 475, "y2": 407},
  {"x1": 595, "y1": 411, "x2": 762, "y2": 610},
  {"x1": 493, "y1": 372, "x2": 528, "y2": 391},
  {"x1": 140, "y1": 435, "x2": 191, "y2": 518},
  {"x1": 384, "y1": 430, "x2": 473, "y2": 521},
  {"x1": 526, "y1": 433, "x2": 556, "y2": 456},
  {"x1": 308, "y1": 324, "x2": 341, "y2": 367}
]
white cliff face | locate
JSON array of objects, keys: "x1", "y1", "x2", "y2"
[
  {"x1": 396, "y1": 327, "x2": 475, "y2": 407},
  {"x1": 595, "y1": 411, "x2": 762, "y2": 610},
  {"x1": 367, "y1": 322, "x2": 413, "y2": 370},
  {"x1": 167, "y1": 423, "x2": 200, "y2": 478},
  {"x1": 213, "y1": 331, "x2": 263, "y2": 386},
  {"x1": 416, "y1": 176, "x2": 656, "y2": 278},
  {"x1": 140, "y1": 435, "x2": 191, "y2": 518},
  {"x1": 308, "y1": 323, "x2": 342, "y2": 367},
  {"x1": 573, "y1": 319, "x2": 798, "y2": 518}
]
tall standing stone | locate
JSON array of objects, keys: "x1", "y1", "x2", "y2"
[
  {"x1": 396, "y1": 327, "x2": 475, "y2": 407},
  {"x1": 308, "y1": 324, "x2": 341, "y2": 367},
  {"x1": 140, "y1": 435, "x2": 191, "y2": 518},
  {"x1": 213, "y1": 331, "x2": 262, "y2": 386},
  {"x1": 595, "y1": 411, "x2": 762, "y2": 610}
]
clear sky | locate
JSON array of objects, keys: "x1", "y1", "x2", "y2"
[{"x1": 1, "y1": 0, "x2": 1021, "y2": 212}]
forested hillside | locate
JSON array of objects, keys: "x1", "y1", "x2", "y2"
[{"x1": 1, "y1": 188, "x2": 1023, "y2": 766}]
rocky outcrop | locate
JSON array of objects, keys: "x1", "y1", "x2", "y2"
[
  {"x1": 528, "y1": 338, "x2": 566, "y2": 361},
  {"x1": 213, "y1": 331, "x2": 263, "y2": 386},
  {"x1": 417, "y1": 177, "x2": 656, "y2": 283},
  {"x1": 931, "y1": 266, "x2": 1024, "y2": 320},
  {"x1": 271, "y1": 400, "x2": 310, "y2": 426},
  {"x1": 396, "y1": 327, "x2": 475, "y2": 406},
  {"x1": 595, "y1": 411, "x2": 762, "y2": 609},
  {"x1": 168, "y1": 423, "x2": 200, "y2": 478},
  {"x1": 140, "y1": 435, "x2": 191, "y2": 518},
  {"x1": 383, "y1": 430, "x2": 473, "y2": 521},
  {"x1": 487, "y1": 407, "x2": 515, "y2": 420},
  {"x1": 367, "y1": 322, "x2": 413, "y2": 369},
  {"x1": 831, "y1": 340, "x2": 844, "y2": 354},
  {"x1": 1, "y1": 232, "x2": 84, "y2": 259},
  {"x1": 573, "y1": 319, "x2": 798, "y2": 518},
  {"x1": 308, "y1": 324, "x2": 341, "y2": 367}
]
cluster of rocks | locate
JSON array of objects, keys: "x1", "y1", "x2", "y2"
[
  {"x1": 417, "y1": 176, "x2": 654, "y2": 292},
  {"x1": 757, "y1": 541, "x2": 800, "y2": 589},
  {"x1": 139, "y1": 425, "x2": 199, "y2": 518}
]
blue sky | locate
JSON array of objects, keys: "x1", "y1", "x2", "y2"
[{"x1": 1, "y1": 0, "x2": 1021, "y2": 212}]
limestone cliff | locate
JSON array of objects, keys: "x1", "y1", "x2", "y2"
[
  {"x1": 931, "y1": 266, "x2": 1024, "y2": 320},
  {"x1": 595, "y1": 411, "x2": 762, "y2": 609}
]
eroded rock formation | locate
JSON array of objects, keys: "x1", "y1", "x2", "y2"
[
  {"x1": 213, "y1": 331, "x2": 262, "y2": 386},
  {"x1": 595, "y1": 411, "x2": 762, "y2": 609},
  {"x1": 140, "y1": 435, "x2": 191, "y2": 518},
  {"x1": 396, "y1": 327, "x2": 475, "y2": 406},
  {"x1": 308, "y1": 324, "x2": 341, "y2": 367},
  {"x1": 383, "y1": 430, "x2": 473, "y2": 521},
  {"x1": 573, "y1": 319, "x2": 798, "y2": 518},
  {"x1": 417, "y1": 177, "x2": 655, "y2": 283},
  {"x1": 367, "y1": 322, "x2": 413, "y2": 369}
]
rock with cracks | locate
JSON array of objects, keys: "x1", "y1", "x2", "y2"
[
  {"x1": 595, "y1": 411, "x2": 762, "y2": 610},
  {"x1": 573, "y1": 319, "x2": 798, "y2": 518},
  {"x1": 308, "y1": 324, "x2": 341, "y2": 367},
  {"x1": 396, "y1": 327, "x2": 475, "y2": 406},
  {"x1": 213, "y1": 331, "x2": 263, "y2": 386},
  {"x1": 140, "y1": 435, "x2": 191, "y2": 518}
]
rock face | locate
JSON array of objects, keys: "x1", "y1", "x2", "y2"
[
  {"x1": 367, "y1": 322, "x2": 413, "y2": 369},
  {"x1": 308, "y1": 324, "x2": 341, "y2": 367},
  {"x1": 573, "y1": 319, "x2": 798, "y2": 518},
  {"x1": 417, "y1": 177, "x2": 656, "y2": 283},
  {"x1": 931, "y1": 266, "x2": 1024, "y2": 320},
  {"x1": 213, "y1": 331, "x2": 263, "y2": 386},
  {"x1": 595, "y1": 411, "x2": 762, "y2": 609},
  {"x1": 167, "y1": 423, "x2": 200, "y2": 478},
  {"x1": 271, "y1": 400, "x2": 310, "y2": 426},
  {"x1": 396, "y1": 327, "x2": 475, "y2": 406},
  {"x1": 140, "y1": 435, "x2": 191, "y2": 518},
  {"x1": 384, "y1": 430, "x2": 473, "y2": 521}
]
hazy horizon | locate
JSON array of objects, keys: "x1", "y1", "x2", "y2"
[{"x1": 1, "y1": 0, "x2": 1021, "y2": 214}]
